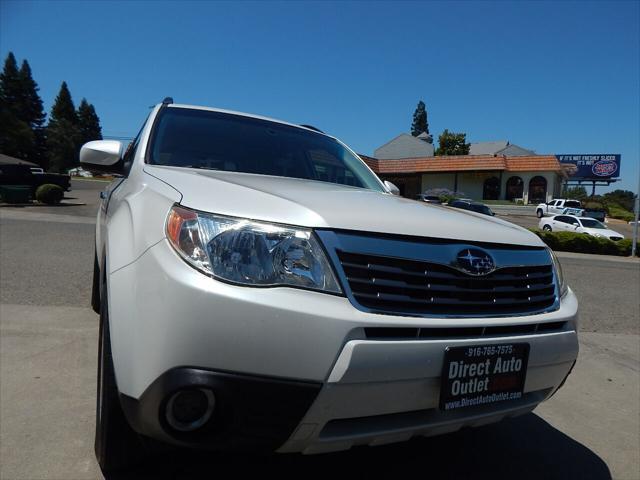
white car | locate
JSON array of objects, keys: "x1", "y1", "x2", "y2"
[
  {"x1": 68, "y1": 166, "x2": 93, "y2": 177},
  {"x1": 539, "y1": 215, "x2": 624, "y2": 241},
  {"x1": 81, "y1": 99, "x2": 579, "y2": 471}
]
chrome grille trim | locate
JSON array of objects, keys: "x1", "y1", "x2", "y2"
[{"x1": 316, "y1": 230, "x2": 560, "y2": 318}]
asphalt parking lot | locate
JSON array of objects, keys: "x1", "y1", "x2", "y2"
[{"x1": 1, "y1": 179, "x2": 638, "y2": 480}]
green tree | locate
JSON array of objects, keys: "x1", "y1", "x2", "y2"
[
  {"x1": 435, "y1": 129, "x2": 470, "y2": 155},
  {"x1": 411, "y1": 100, "x2": 429, "y2": 138},
  {"x1": 51, "y1": 81, "x2": 77, "y2": 123},
  {"x1": 0, "y1": 52, "x2": 35, "y2": 160},
  {"x1": 77, "y1": 98, "x2": 102, "y2": 146},
  {"x1": 47, "y1": 82, "x2": 80, "y2": 173},
  {"x1": 603, "y1": 189, "x2": 635, "y2": 212},
  {"x1": 0, "y1": 53, "x2": 21, "y2": 109},
  {"x1": 563, "y1": 186, "x2": 588, "y2": 201},
  {"x1": 18, "y1": 60, "x2": 47, "y2": 167}
]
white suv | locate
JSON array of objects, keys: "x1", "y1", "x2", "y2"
[{"x1": 82, "y1": 100, "x2": 579, "y2": 471}]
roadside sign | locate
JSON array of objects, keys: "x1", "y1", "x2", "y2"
[{"x1": 556, "y1": 154, "x2": 621, "y2": 180}]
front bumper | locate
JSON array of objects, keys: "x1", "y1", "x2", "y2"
[
  {"x1": 119, "y1": 367, "x2": 321, "y2": 451},
  {"x1": 278, "y1": 332, "x2": 576, "y2": 454},
  {"x1": 108, "y1": 239, "x2": 579, "y2": 453}
]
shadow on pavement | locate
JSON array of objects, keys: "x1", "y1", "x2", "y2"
[{"x1": 104, "y1": 413, "x2": 611, "y2": 480}]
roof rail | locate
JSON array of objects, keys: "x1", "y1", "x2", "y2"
[
  {"x1": 162, "y1": 97, "x2": 174, "y2": 105},
  {"x1": 300, "y1": 124, "x2": 324, "y2": 133}
]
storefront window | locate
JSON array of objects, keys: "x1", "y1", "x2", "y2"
[
  {"x1": 506, "y1": 176, "x2": 524, "y2": 201},
  {"x1": 482, "y1": 177, "x2": 500, "y2": 200},
  {"x1": 528, "y1": 176, "x2": 547, "y2": 203}
]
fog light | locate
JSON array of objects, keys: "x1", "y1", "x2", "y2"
[{"x1": 166, "y1": 389, "x2": 215, "y2": 432}]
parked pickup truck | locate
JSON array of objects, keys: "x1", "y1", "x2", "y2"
[
  {"x1": 536, "y1": 199, "x2": 584, "y2": 218},
  {"x1": 0, "y1": 164, "x2": 71, "y2": 194}
]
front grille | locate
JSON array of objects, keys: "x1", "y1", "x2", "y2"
[
  {"x1": 337, "y1": 251, "x2": 556, "y2": 317},
  {"x1": 610, "y1": 236, "x2": 622, "y2": 241}
]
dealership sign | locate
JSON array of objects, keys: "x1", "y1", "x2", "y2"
[{"x1": 555, "y1": 154, "x2": 621, "y2": 180}]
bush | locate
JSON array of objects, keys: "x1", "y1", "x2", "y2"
[
  {"x1": 35, "y1": 184, "x2": 64, "y2": 204},
  {"x1": 531, "y1": 229, "x2": 638, "y2": 256},
  {"x1": 583, "y1": 200, "x2": 605, "y2": 211},
  {"x1": 616, "y1": 239, "x2": 637, "y2": 256},
  {"x1": 603, "y1": 190, "x2": 635, "y2": 212},
  {"x1": 607, "y1": 204, "x2": 635, "y2": 222}
]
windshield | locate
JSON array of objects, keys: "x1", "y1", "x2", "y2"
[
  {"x1": 579, "y1": 218, "x2": 606, "y2": 229},
  {"x1": 148, "y1": 107, "x2": 385, "y2": 192}
]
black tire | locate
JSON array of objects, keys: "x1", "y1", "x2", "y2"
[
  {"x1": 536, "y1": 209, "x2": 544, "y2": 218},
  {"x1": 91, "y1": 252, "x2": 101, "y2": 314},
  {"x1": 543, "y1": 224, "x2": 552, "y2": 232},
  {"x1": 95, "y1": 272, "x2": 143, "y2": 472}
]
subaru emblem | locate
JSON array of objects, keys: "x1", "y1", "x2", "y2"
[{"x1": 456, "y1": 248, "x2": 496, "y2": 276}]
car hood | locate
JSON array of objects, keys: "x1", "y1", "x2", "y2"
[{"x1": 144, "y1": 166, "x2": 544, "y2": 247}]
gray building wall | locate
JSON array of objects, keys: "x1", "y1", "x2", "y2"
[
  {"x1": 421, "y1": 171, "x2": 561, "y2": 203},
  {"x1": 504, "y1": 172, "x2": 559, "y2": 203},
  {"x1": 421, "y1": 173, "x2": 456, "y2": 192},
  {"x1": 457, "y1": 172, "x2": 496, "y2": 200}
]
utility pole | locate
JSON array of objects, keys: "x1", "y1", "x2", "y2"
[{"x1": 632, "y1": 168, "x2": 639, "y2": 258}]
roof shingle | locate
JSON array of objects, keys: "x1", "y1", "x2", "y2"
[{"x1": 359, "y1": 154, "x2": 562, "y2": 174}]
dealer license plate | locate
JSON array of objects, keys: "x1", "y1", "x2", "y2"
[{"x1": 440, "y1": 343, "x2": 529, "y2": 411}]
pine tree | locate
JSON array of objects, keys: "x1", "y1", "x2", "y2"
[
  {"x1": 0, "y1": 53, "x2": 21, "y2": 110},
  {"x1": 19, "y1": 60, "x2": 47, "y2": 167},
  {"x1": 77, "y1": 98, "x2": 102, "y2": 146},
  {"x1": 18, "y1": 61, "x2": 46, "y2": 128},
  {"x1": 411, "y1": 100, "x2": 429, "y2": 138},
  {"x1": 0, "y1": 52, "x2": 35, "y2": 160},
  {"x1": 47, "y1": 82, "x2": 81, "y2": 173},
  {"x1": 51, "y1": 81, "x2": 78, "y2": 124}
]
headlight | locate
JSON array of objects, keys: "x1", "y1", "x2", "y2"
[
  {"x1": 548, "y1": 248, "x2": 568, "y2": 298},
  {"x1": 166, "y1": 205, "x2": 342, "y2": 294},
  {"x1": 592, "y1": 233, "x2": 605, "y2": 238}
]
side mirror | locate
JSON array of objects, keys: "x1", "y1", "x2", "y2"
[
  {"x1": 80, "y1": 140, "x2": 124, "y2": 174},
  {"x1": 384, "y1": 181, "x2": 400, "y2": 196}
]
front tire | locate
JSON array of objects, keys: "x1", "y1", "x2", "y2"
[
  {"x1": 543, "y1": 224, "x2": 552, "y2": 232},
  {"x1": 95, "y1": 273, "x2": 142, "y2": 472}
]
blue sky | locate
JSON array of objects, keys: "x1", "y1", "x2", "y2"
[{"x1": 1, "y1": 0, "x2": 638, "y2": 193}]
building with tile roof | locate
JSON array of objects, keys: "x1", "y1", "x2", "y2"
[
  {"x1": 364, "y1": 133, "x2": 565, "y2": 203},
  {"x1": 360, "y1": 152, "x2": 565, "y2": 203}
]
